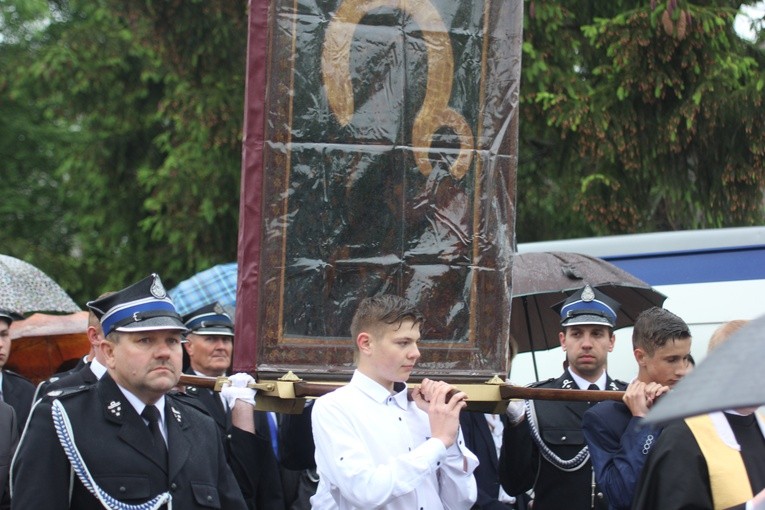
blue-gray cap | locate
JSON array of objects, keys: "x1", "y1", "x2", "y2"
[
  {"x1": 556, "y1": 285, "x2": 620, "y2": 328},
  {"x1": 182, "y1": 302, "x2": 234, "y2": 337},
  {"x1": 86, "y1": 274, "x2": 187, "y2": 336}
]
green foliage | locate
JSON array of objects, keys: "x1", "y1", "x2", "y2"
[
  {"x1": 1, "y1": 0, "x2": 764, "y2": 306},
  {"x1": 0, "y1": 0, "x2": 246, "y2": 305},
  {"x1": 516, "y1": 0, "x2": 765, "y2": 241}
]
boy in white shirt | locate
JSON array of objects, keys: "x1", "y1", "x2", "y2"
[{"x1": 311, "y1": 295, "x2": 478, "y2": 509}]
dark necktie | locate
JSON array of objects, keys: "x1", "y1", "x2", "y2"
[
  {"x1": 142, "y1": 405, "x2": 168, "y2": 466},
  {"x1": 588, "y1": 383, "x2": 599, "y2": 390}
]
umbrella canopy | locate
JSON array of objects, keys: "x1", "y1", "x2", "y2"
[
  {"x1": 0, "y1": 255, "x2": 80, "y2": 315},
  {"x1": 511, "y1": 252, "x2": 667, "y2": 379},
  {"x1": 168, "y1": 262, "x2": 237, "y2": 317},
  {"x1": 645, "y1": 312, "x2": 765, "y2": 425},
  {"x1": 7, "y1": 312, "x2": 90, "y2": 384}
]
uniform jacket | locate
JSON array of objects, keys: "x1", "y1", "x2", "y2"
[
  {"x1": 581, "y1": 400, "x2": 660, "y2": 510},
  {"x1": 11, "y1": 373, "x2": 247, "y2": 509},
  {"x1": 33, "y1": 360, "x2": 96, "y2": 402},
  {"x1": 181, "y1": 369, "x2": 285, "y2": 510},
  {"x1": 0, "y1": 402, "x2": 18, "y2": 510},
  {"x1": 1, "y1": 370, "x2": 34, "y2": 434},
  {"x1": 498, "y1": 370, "x2": 627, "y2": 510}
]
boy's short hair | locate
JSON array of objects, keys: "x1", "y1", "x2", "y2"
[
  {"x1": 632, "y1": 306, "x2": 691, "y2": 355},
  {"x1": 350, "y1": 295, "x2": 424, "y2": 343}
]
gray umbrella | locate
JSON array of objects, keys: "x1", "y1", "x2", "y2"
[
  {"x1": 0, "y1": 255, "x2": 80, "y2": 315},
  {"x1": 511, "y1": 251, "x2": 667, "y2": 380},
  {"x1": 645, "y1": 312, "x2": 765, "y2": 425}
]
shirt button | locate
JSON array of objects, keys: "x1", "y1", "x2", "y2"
[
  {"x1": 437, "y1": 461, "x2": 441, "y2": 466},
  {"x1": 398, "y1": 417, "x2": 402, "y2": 421}
]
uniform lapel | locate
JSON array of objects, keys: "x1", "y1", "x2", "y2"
[
  {"x1": 165, "y1": 399, "x2": 191, "y2": 482},
  {"x1": 99, "y1": 374, "x2": 168, "y2": 473}
]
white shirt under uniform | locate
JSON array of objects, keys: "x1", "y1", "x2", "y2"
[{"x1": 311, "y1": 370, "x2": 478, "y2": 510}]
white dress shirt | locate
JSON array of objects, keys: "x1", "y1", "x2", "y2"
[{"x1": 311, "y1": 370, "x2": 478, "y2": 510}]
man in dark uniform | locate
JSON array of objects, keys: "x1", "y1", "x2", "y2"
[
  {"x1": 582, "y1": 306, "x2": 692, "y2": 510},
  {"x1": 11, "y1": 274, "x2": 247, "y2": 509},
  {"x1": 33, "y1": 292, "x2": 114, "y2": 401},
  {"x1": 181, "y1": 302, "x2": 287, "y2": 510},
  {"x1": 498, "y1": 285, "x2": 628, "y2": 510},
  {"x1": 0, "y1": 310, "x2": 34, "y2": 434}
]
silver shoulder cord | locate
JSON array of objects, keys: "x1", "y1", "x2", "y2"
[
  {"x1": 524, "y1": 399, "x2": 590, "y2": 472},
  {"x1": 51, "y1": 399, "x2": 173, "y2": 510}
]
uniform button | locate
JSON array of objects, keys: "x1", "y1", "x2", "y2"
[
  {"x1": 170, "y1": 483, "x2": 178, "y2": 491},
  {"x1": 437, "y1": 461, "x2": 441, "y2": 466},
  {"x1": 561, "y1": 435, "x2": 567, "y2": 441},
  {"x1": 119, "y1": 486, "x2": 126, "y2": 493},
  {"x1": 398, "y1": 417, "x2": 402, "y2": 421},
  {"x1": 207, "y1": 495, "x2": 213, "y2": 502},
  {"x1": 597, "y1": 492, "x2": 604, "y2": 499}
]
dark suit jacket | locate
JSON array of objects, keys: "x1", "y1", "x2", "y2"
[
  {"x1": 2, "y1": 370, "x2": 34, "y2": 434},
  {"x1": 11, "y1": 373, "x2": 246, "y2": 509},
  {"x1": 0, "y1": 402, "x2": 18, "y2": 510},
  {"x1": 498, "y1": 371, "x2": 627, "y2": 510},
  {"x1": 181, "y1": 369, "x2": 285, "y2": 510},
  {"x1": 460, "y1": 412, "x2": 512, "y2": 510}
]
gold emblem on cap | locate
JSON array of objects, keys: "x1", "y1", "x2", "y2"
[
  {"x1": 150, "y1": 273, "x2": 167, "y2": 299},
  {"x1": 581, "y1": 285, "x2": 595, "y2": 302}
]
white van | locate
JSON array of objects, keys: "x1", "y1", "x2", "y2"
[{"x1": 510, "y1": 226, "x2": 765, "y2": 385}]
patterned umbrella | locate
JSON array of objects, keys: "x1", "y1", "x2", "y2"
[
  {"x1": 168, "y1": 262, "x2": 237, "y2": 316},
  {"x1": 0, "y1": 255, "x2": 80, "y2": 315}
]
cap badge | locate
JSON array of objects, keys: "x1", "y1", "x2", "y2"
[
  {"x1": 108, "y1": 400, "x2": 122, "y2": 417},
  {"x1": 581, "y1": 285, "x2": 595, "y2": 302},
  {"x1": 214, "y1": 303, "x2": 225, "y2": 315},
  {"x1": 150, "y1": 274, "x2": 167, "y2": 299}
]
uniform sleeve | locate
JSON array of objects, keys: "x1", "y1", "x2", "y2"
[
  {"x1": 582, "y1": 404, "x2": 658, "y2": 510},
  {"x1": 498, "y1": 415, "x2": 537, "y2": 496},
  {"x1": 631, "y1": 421, "x2": 712, "y2": 510},
  {"x1": 10, "y1": 400, "x2": 72, "y2": 510}
]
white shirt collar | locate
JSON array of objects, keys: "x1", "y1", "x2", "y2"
[
  {"x1": 90, "y1": 358, "x2": 107, "y2": 379},
  {"x1": 115, "y1": 383, "x2": 167, "y2": 430},
  {"x1": 352, "y1": 370, "x2": 409, "y2": 409},
  {"x1": 569, "y1": 369, "x2": 606, "y2": 390}
]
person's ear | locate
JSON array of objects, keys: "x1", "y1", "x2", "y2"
[
  {"x1": 559, "y1": 331, "x2": 566, "y2": 351},
  {"x1": 634, "y1": 348, "x2": 647, "y2": 366},
  {"x1": 100, "y1": 339, "x2": 117, "y2": 369},
  {"x1": 357, "y1": 332, "x2": 372, "y2": 356}
]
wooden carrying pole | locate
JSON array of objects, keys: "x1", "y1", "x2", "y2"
[{"x1": 178, "y1": 373, "x2": 625, "y2": 414}]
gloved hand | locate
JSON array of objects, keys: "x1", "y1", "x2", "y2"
[
  {"x1": 221, "y1": 372, "x2": 257, "y2": 408},
  {"x1": 505, "y1": 399, "x2": 526, "y2": 426}
]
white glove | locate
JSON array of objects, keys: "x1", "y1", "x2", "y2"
[
  {"x1": 505, "y1": 399, "x2": 526, "y2": 425},
  {"x1": 221, "y1": 372, "x2": 257, "y2": 408}
]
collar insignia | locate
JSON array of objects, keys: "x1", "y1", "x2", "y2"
[
  {"x1": 108, "y1": 400, "x2": 122, "y2": 417},
  {"x1": 171, "y1": 406, "x2": 182, "y2": 423},
  {"x1": 562, "y1": 379, "x2": 573, "y2": 389},
  {"x1": 609, "y1": 381, "x2": 619, "y2": 391}
]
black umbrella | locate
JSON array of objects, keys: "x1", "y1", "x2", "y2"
[
  {"x1": 511, "y1": 251, "x2": 667, "y2": 380},
  {"x1": 645, "y1": 312, "x2": 765, "y2": 424}
]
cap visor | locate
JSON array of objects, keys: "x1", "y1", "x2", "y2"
[
  {"x1": 561, "y1": 314, "x2": 614, "y2": 328},
  {"x1": 188, "y1": 327, "x2": 234, "y2": 336}
]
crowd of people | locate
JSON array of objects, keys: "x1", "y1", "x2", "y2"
[{"x1": 0, "y1": 274, "x2": 763, "y2": 509}]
